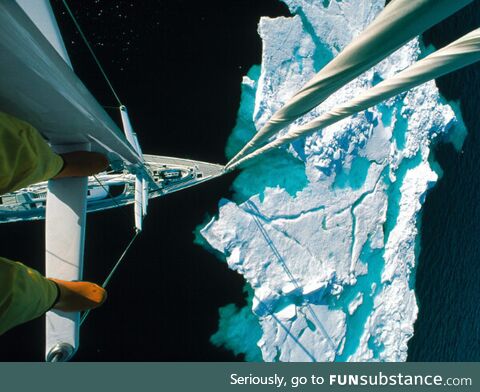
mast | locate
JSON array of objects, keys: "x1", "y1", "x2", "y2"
[
  {"x1": 0, "y1": 0, "x2": 137, "y2": 361},
  {"x1": 11, "y1": 0, "x2": 87, "y2": 363}
]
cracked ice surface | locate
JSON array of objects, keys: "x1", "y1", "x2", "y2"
[{"x1": 200, "y1": 0, "x2": 464, "y2": 362}]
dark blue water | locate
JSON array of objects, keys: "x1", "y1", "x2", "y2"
[{"x1": 408, "y1": 0, "x2": 480, "y2": 361}]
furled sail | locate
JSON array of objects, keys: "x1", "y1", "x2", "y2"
[
  {"x1": 226, "y1": 0, "x2": 474, "y2": 170},
  {"x1": 227, "y1": 28, "x2": 480, "y2": 170},
  {"x1": 0, "y1": 1, "x2": 142, "y2": 168},
  {"x1": 15, "y1": 0, "x2": 72, "y2": 67}
]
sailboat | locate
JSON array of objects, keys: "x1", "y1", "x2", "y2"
[
  {"x1": 0, "y1": 153, "x2": 223, "y2": 224},
  {"x1": 0, "y1": 0, "x2": 224, "y2": 361}
]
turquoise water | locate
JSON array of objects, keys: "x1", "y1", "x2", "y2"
[
  {"x1": 225, "y1": 65, "x2": 309, "y2": 204},
  {"x1": 333, "y1": 156, "x2": 372, "y2": 190},
  {"x1": 210, "y1": 287, "x2": 263, "y2": 361},
  {"x1": 331, "y1": 242, "x2": 384, "y2": 361}
]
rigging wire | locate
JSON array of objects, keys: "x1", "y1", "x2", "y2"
[
  {"x1": 61, "y1": 0, "x2": 151, "y2": 175},
  {"x1": 56, "y1": 3, "x2": 150, "y2": 328},
  {"x1": 80, "y1": 174, "x2": 141, "y2": 326},
  {"x1": 80, "y1": 230, "x2": 140, "y2": 326},
  {"x1": 92, "y1": 174, "x2": 131, "y2": 220},
  {"x1": 61, "y1": 0, "x2": 123, "y2": 106},
  {"x1": 61, "y1": 0, "x2": 156, "y2": 179}
]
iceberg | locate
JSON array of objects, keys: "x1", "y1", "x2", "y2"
[{"x1": 200, "y1": 0, "x2": 465, "y2": 361}]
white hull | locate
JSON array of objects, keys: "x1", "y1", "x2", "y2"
[{"x1": 0, "y1": 154, "x2": 224, "y2": 223}]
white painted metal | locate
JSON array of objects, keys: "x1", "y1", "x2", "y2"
[
  {"x1": 45, "y1": 143, "x2": 90, "y2": 360},
  {"x1": 120, "y1": 106, "x2": 143, "y2": 158},
  {"x1": 134, "y1": 174, "x2": 143, "y2": 232},
  {"x1": 120, "y1": 105, "x2": 146, "y2": 231},
  {"x1": 142, "y1": 177, "x2": 148, "y2": 216}
]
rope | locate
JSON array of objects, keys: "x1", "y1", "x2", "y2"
[
  {"x1": 80, "y1": 230, "x2": 140, "y2": 326},
  {"x1": 61, "y1": 0, "x2": 123, "y2": 106}
]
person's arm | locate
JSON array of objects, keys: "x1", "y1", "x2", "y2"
[{"x1": 0, "y1": 257, "x2": 107, "y2": 336}]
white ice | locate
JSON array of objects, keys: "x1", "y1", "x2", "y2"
[{"x1": 200, "y1": 0, "x2": 464, "y2": 361}]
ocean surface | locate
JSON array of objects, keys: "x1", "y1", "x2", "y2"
[{"x1": 408, "y1": 1, "x2": 480, "y2": 361}]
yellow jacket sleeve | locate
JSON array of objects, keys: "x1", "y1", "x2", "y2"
[
  {"x1": 0, "y1": 257, "x2": 58, "y2": 335},
  {"x1": 0, "y1": 112, "x2": 64, "y2": 195}
]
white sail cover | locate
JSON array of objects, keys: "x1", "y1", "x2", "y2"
[
  {"x1": 228, "y1": 28, "x2": 480, "y2": 169},
  {"x1": 15, "y1": 0, "x2": 72, "y2": 67},
  {"x1": 0, "y1": 1, "x2": 142, "y2": 166},
  {"x1": 226, "y1": 0, "x2": 474, "y2": 169}
]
